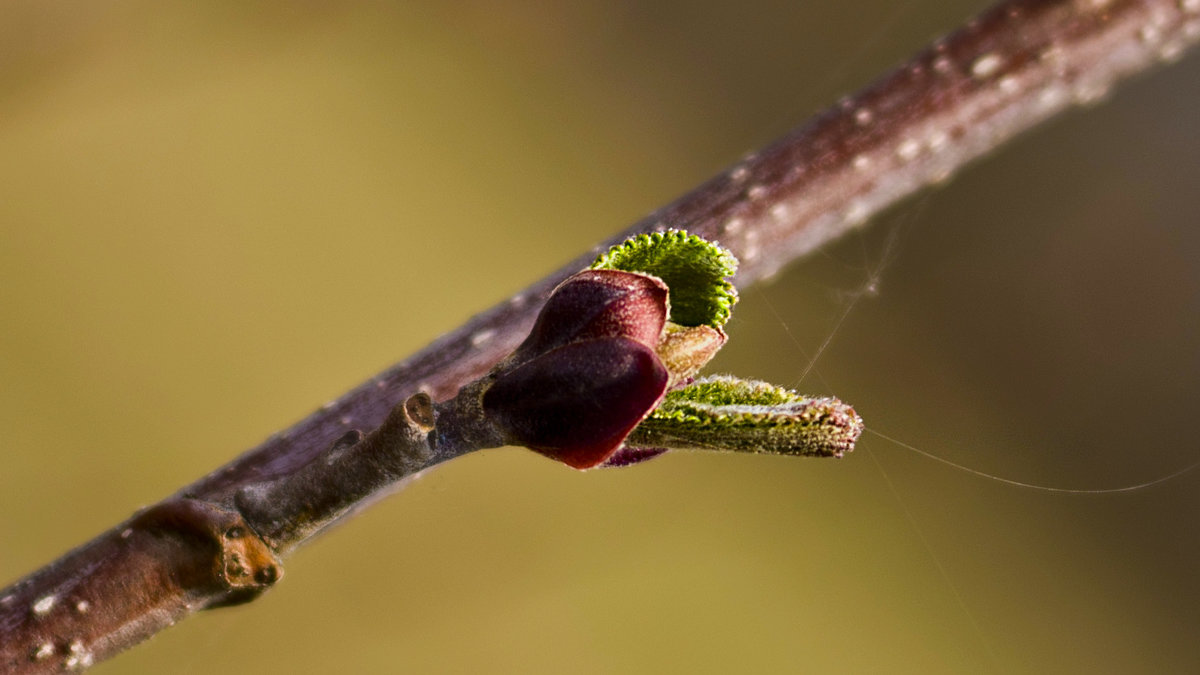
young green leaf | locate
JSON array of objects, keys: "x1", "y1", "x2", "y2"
[
  {"x1": 626, "y1": 375, "x2": 863, "y2": 458},
  {"x1": 591, "y1": 230, "x2": 738, "y2": 329}
]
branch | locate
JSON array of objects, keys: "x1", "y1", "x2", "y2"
[{"x1": 2, "y1": 0, "x2": 1196, "y2": 670}]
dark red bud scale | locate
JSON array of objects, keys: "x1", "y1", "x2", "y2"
[
  {"x1": 483, "y1": 337, "x2": 669, "y2": 469},
  {"x1": 506, "y1": 270, "x2": 668, "y2": 367}
]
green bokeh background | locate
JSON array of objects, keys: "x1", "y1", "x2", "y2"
[{"x1": 3, "y1": 1, "x2": 1198, "y2": 672}]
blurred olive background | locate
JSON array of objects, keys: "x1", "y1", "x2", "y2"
[{"x1": 2, "y1": 1, "x2": 1198, "y2": 672}]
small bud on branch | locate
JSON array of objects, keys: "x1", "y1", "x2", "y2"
[{"x1": 435, "y1": 231, "x2": 862, "y2": 470}]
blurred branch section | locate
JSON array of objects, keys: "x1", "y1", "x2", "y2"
[{"x1": 2, "y1": 0, "x2": 1198, "y2": 670}]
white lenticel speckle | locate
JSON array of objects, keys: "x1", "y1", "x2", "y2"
[
  {"x1": 896, "y1": 139, "x2": 921, "y2": 161},
  {"x1": 741, "y1": 230, "x2": 760, "y2": 261},
  {"x1": 1038, "y1": 85, "x2": 1068, "y2": 110},
  {"x1": 1158, "y1": 41, "x2": 1185, "y2": 62},
  {"x1": 1072, "y1": 80, "x2": 1111, "y2": 104},
  {"x1": 845, "y1": 201, "x2": 870, "y2": 226},
  {"x1": 470, "y1": 329, "x2": 495, "y2": 347},
  {"x1": 65, "y1": 640, "x2": 94, "y2": 670},
  {"x1": 32, "y1": 595, "x2": 57, "y2": 616},
  {"x1": 971, "y1": 52, "x2": 1003, "y2": 78}
]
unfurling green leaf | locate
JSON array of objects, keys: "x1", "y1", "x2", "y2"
[{"x1": 591, "y1": 230, "x2": 738, "y2": 329}]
